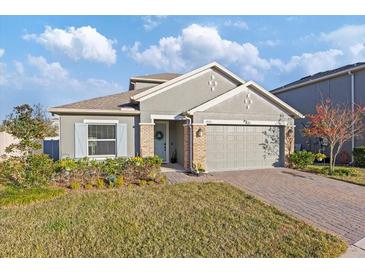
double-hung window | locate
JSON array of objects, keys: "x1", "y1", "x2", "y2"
[{"x1": 87, "y1": 124, "x2": 116, "y2": 157}]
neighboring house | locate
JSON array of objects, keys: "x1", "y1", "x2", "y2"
[
  {"x1": 0, "y1": 131, "x2": 20, "y2": 160},
  {"x1": 49, "y1": 62, "x2": 303, "y2": 172},
  {"x1": 272, "y1": 62, "x2": 365, "y2": 163}
]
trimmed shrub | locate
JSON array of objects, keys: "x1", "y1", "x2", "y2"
[
  {"x1": 96, "y1": 179, "x2": 105, "y2": 189},
  {"x1": 115, "y1": 176, "x2": 125, "y2": 188},
  {"x1": 84, "y1": 183, "x2": 93, "y2": 190},
  {"x1": 289, "y1": 151, "x2": 316, "y2": 169},
  {"x1": 353, "y1": 146, "x2": 365, "y2": 167},
  {"x1": 70, "y1": 181, "x2": 81, "y2": 190}
]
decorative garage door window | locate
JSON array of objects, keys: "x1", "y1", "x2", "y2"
[
  {"x1": 155, "y1": 131, "x2": 164, "y2": 140},
  {"x1": 88, "y1": 124, "x2": 116, "y2": 156}
]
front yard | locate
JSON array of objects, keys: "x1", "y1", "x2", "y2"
[
  {"x1": 0, "y1": 182, "x2": 346, "y2": 258},
  {"x1": 303, "y1": 165, "x2": 365, "y2": 186}
]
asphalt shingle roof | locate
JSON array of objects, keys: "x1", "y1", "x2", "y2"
[
  {"x1": 52, "y1": 87, "x2": 150, "y2": 110},
  {"x1": 131, "y1": 73, "x2": 181, "y2": 81},
  {"x1": 272, "y1": 62, "x2": 365, "y2": 92}
]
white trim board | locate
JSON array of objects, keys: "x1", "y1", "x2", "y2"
[
  {"x1": 84, "y1": 119, "x2": 119, "y2": 124},
  {"x1": 187, "y1": 80, "x2": 304, "y2": 119},
  {"x1": 204, "y1": 119, "x2": 288, "y2": 126},
  {"x1": 131, "y1": 62, "x2": 246, "y2": 102},
  {"x1": 150, "y1": 114, "x2": 186, "y2": 122}
]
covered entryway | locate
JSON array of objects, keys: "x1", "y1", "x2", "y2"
[{"x1": 206, "y1": 125, "x2": 285, "y2": 171}]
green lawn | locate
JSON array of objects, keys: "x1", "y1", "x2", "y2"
[
  {"x1": 305, "y1": 165, "x2": 365, "y2": 186},
  {"x1": 0, "y1": 182, "x2": 346, "y2": 258},
  {"x1": 0, "y1": 186, "x2": 65, "y2": 207}
]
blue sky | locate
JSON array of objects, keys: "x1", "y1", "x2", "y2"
[{"x1": 1, "y1": 15, "x2": 365, "y2": 120}]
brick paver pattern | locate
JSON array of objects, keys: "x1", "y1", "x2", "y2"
[{"x1": 165, "y1": 168, "x2": 365, "y2": 244}]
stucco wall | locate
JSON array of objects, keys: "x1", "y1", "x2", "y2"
[
  {"x1": 59, "y1": 114, "x2": 139, "y2": 159},
  {"x1": 139, "y1": 68, "x2": 240, "y2": 123},
  {"x1": 194, "y1": 88, "x2": 294, "y2": 125},
  {"x1": 0, "y1": 132, "x2": 20, "y2": 159}
]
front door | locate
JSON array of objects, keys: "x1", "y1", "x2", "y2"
[{"x1": 154, "y1": 122, "x2": 168, "y2": 162}]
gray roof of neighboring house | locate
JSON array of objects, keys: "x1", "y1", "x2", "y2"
[
  {"x1": 51, "y1": 87, "x2": 150, "y2": 111},
  {"x1": 272, "y1": 62, "x2": 365, "y2": 93},
  {"x1": 131, "y1": 73, "x2": 182, "y2": 81}
]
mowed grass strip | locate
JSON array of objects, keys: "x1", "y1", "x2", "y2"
[
  {"x1": 0, "y1": 186, "x2": 65, "y2": 207},
  {"x1": 0, "y1": 182, "x2": 346, "y2": 258}
]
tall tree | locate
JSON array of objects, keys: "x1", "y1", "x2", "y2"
[
  {"x1": 303, "y1": 98, "x2": 365, "y2": 174},
  {"x1": 1, "y1": 104, "x2": 57, "y2": 155}
]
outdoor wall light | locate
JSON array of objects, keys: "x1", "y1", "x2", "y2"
[{"x1": 196, "y1": 128, "x2": 203, "y2": 137}]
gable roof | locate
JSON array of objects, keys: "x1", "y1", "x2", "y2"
[
  {"x1": 48, "y1": 87, "x2": 150, "y2": 115},
  {"x1": 188, "y1": 80, "x2": 304, "y2": 119},
  {"x1": 272, "y1": 62, "x2": 365, "y2": 94},
  {"x1": 131, "y1": 62, "x2": 246, "y2": 102},
  {"x1": 130, "y1": 73, "x2": 181, "y2": 83}
]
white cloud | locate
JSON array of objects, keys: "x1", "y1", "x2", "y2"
[
  {"x1": 320, "y1": 24, "x2": 365, "y2": 62},
  {"x1": 142, "y1": 16, "x2": 167, "y2": 31},
  {"x1": 0, "y1": 55, "x2": 122, "y2": 94},
  {"x1": 274, "y1": 49, "x2": 343, "y2": 75},
  {"x1": 0, "y1": 62, "x2": 8, "y2": 85},
  {"x1": 223, "y1": 20, "x2": 249, "y2": 30},
  {"x1": 28, "y1": 55, "x2": 69, "y2": 81},
  {"x1": 23, "y1": 26, "x2": 117, "y2": 65},
  {"x1": 259, "y1": 39, "x2": 280, "y2": 47},
  {"x1": 123, "y1": 23, "x2": 272, "y2": 80},
  {"x1": 0, "y1": 48, "x2": 4, "y2": 58}
]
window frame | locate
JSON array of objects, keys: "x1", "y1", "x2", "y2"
[{"x1": 86, "y1": 122, "x2": 118, "y2": 159}]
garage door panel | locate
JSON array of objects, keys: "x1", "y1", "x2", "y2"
[{"x1": 207, "y1": 125, "x2": 284, "y2": 171}]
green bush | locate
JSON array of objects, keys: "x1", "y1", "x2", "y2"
[
  {"x1": 289, "y1": 151, "x2": 316, "y2": 169},
  {"x1": 115, "y1": 176, "x2": 125, "y2": 188},
  {"x1": 84, "y1": 183, "x2": 93, "y2": 190},
  {"x1": 24, "y1": 154, "x2": 54, "y2": 188},
  {"x1": 323, "y1": 167, "x2": 359, "y2": 177},
  {"x1": 0, "y1": 154, "x2": 54, "y2": 188},
  {"x1": 307, "y1": 166, "x2": 359, "y2": 177},
  {"x1": 96, "y1": 179, "x2": 105, "y2": 189},
  {"x1": 353, "y1": 147, "x2": 365, "y2": 167},
  {"x1": 70, "y1": 181, "x2": 81, "y2": 190},
  {"x1": 0, "y1": 157, "x2": 26, "y2": 187}
]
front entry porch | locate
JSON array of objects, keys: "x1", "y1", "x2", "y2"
[{"x1": 153, "y1": 119, "x2": 186, "y2": 167}]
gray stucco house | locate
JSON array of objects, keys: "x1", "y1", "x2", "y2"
[
  {"x1": 272, "y1": 62, "x2": 365, "y2": 163},
  {"x1": 49, "y1": 62, "x2": 303, "y2": 172}
]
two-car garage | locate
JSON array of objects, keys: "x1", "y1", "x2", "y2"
[{"x1": 206, "y1": 124, "x2": 285, "y2": 171}]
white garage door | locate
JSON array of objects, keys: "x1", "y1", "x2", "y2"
[{"x1": 206, "y1": 125, "x2": 284, "y2": 171}]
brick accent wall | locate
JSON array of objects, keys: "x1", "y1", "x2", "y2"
[
  {"x1": 140, "y1": 124, "x2": 154, "y2": 157},
  {"x1": 192, "y1": 124, "x2": 207, "y2": 171},
  {"x1": 183, "y1": 125, "x2": 190, "y2": 170},
  {"x1": 284, "y1": 125, "x2": 295, "y2": 166}
]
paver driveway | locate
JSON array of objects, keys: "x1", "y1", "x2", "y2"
[{"x1": 165, "y1": 168, "x2": 365, "y2": 244}]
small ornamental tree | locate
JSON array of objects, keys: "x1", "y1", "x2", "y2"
[
  {"x1": 1, "y1": 104, "x2": 57, "y2": 156},
  {"x1": 303, "y1": 98, "x2": 365, "y2": 174}
]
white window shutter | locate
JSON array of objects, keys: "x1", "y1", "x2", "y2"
[
  {"x1": 116, "y1": 123, "x2": 127, "y2": 157},
  {"x1": 74, "y1": 123, "x2": 88, "y2": 158}
]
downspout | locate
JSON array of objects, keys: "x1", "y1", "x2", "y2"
[
  {"x1": 184, "y1": 116, "x2": 193, "y2": 172},
  {"x1": 349, "y1": 71, "x2": 355, "y2": 163}
]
